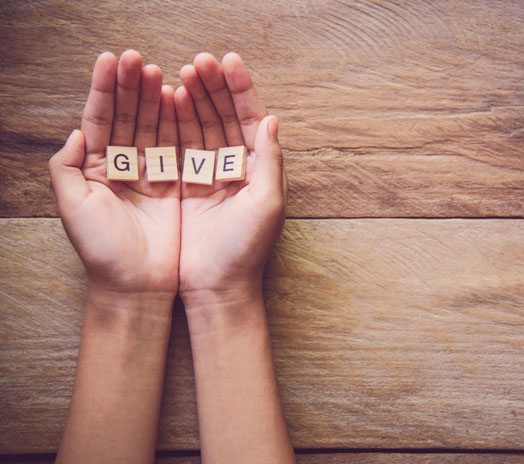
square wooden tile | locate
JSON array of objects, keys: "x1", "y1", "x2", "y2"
[
  {"x1": 145, "y1": 146, "x2": 178, "y2": 182},
  {"x1": 182, "y1": 149, "x2": 216, "y2": 185},
  {"x1": 215, "y1": 145, "x2": 247, "y2": 182},
  {"x1": 106, "y1": 146, "x2": 139, "y2": 181}
]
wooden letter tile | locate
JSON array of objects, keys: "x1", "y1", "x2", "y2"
[
  {"x1": 145, "y1": 147, "x2": 178, "y2": 182},
  {"x1": 182, "y1": 149, "x2": 216, "y2": 185},
  {"x1": 215, "y1": 145, "x2": 247, "y2": 182},
  {"x1": 106, "y1": 146, "x2": 139, "y2": 181}
]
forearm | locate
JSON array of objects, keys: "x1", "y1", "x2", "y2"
[
  {"x1": 185, "y1": 287, "x2": 295, "y2": 464},
  {"x1": 56, "y1": 288, "x2": 174, "y2": 464}
]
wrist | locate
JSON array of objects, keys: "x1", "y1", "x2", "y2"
[
  {"x1": 85, "y1": 282, "x2": 175, "y2": 342},
  {"x1": 180, "y1": 279, "x2": 261, "y2": 308},
  {"x1": 182, "y1": 283, "x2": 268, "y2": 337}
]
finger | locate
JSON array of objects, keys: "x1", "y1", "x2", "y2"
[
  {"x1": 251, "y1": 116, "x2": 283, "y2": 195},
  {"x1": 49, "y1": 130, "x2": 90, "y2": 212},
  {"x1": 174, "y1": 86, "x2": 204, "y2": 152},
  {"x1": 222, "y1": 52, "x2": 267, "y2": 151},
  {"x1": 133, "y1": 64, "x2": 163, "y2": 150},
  {"x1": 110, "y1": 49, "x2": 142, "y2": 146},
  {"x1": 193, "y1": 52, "x2": 244, "y2": 146},
  {"x1": 157, "y1": 85, "x2": 179, "y2": 147},
  {"x1": 81, "y1": 52, "x2": 118, "y2": 155},
  {"x1": 283, "y1": 164, "x2": 289, "y2": 209},
  {"x1": 180, "y1": 64, "x2": 226, "y2": 150}
]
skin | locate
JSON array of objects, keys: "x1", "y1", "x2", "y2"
[
  {"x1": 49, "y1": 50, "x2": 294, "y2": 464},
  {"x1": 177, "y1": 53, "x2": 294, "y2": 463}
]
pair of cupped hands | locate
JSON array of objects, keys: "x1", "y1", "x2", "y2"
[{"x1": 49, "y1": 50, "x2": 287, "y2": 310}]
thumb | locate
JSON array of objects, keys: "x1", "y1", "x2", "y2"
[
  {"x1": 49, "y1": 130, "x2": 90, "y2": 212},
  {"x1": 250, "y1": 115, "x2": 284, "y2": 195}
]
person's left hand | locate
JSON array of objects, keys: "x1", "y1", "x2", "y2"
[{"x1": 49, "y1": 50, "x2": 181, "y2": 300}]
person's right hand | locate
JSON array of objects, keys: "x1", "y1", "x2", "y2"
[
  {"x1": 175, "y1": 54, "x2": 295, "y2": 464},
  {"x1": 175, "y1": 52, "x2": 288, "y2": 309}
]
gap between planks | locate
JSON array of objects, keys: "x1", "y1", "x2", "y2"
[{"x1": 1, "y1": 450, "x2": 524, "y2": 464}]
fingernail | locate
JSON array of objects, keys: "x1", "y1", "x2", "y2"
[
  {"x1": 268, "y1": 116, "x2": 279, "y2": 138},
  {"x1": 65, "y1": 130, "x2": 76, "y2": 146}
]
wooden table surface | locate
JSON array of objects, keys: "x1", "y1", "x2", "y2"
[{"x1": 1, "y1": 1, "x2": 523, "y2": 462}]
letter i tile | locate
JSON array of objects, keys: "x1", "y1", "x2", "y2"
[{"x1": 145, "y1": 147, "x2": 178, "y2": 181}]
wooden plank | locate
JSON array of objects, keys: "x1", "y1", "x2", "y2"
[
  {"x1": 1, "y1": 1, "x2": 523, "y2": 217},
  {"x1": 292, "y1": 456, "x2": 524, "y2": 464},
  {"x1": 156, "y1": 454, "x2": 524, "y2": 464},
  {"x1": 1, "y1": 453, "x2": 524, "y2": 464},
  {"x1": 1, "y1": 219, "x2": 523, "y2": 452}
]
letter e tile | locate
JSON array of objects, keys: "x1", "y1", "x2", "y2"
[{"x1": 215, "y1": 146, "x2": 247, "y2": 182}]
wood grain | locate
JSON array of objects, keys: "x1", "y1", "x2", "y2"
[
  {"x1": 1, "y1": 0, "x2": 523, "y2": 218},
  {"x1": 1, "y1": 218, "x2": 522, "y2": 453},
  {"x1": 2, "y1": 453, "x2": 524, "y2": 464}
]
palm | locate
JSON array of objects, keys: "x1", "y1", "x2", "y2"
[
  {"x1": 76, "y1": 179, "x2": 179, "y2": 292},
  {"x1": 180, "y1": 181, "x2": 250, "y2": 290}
]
